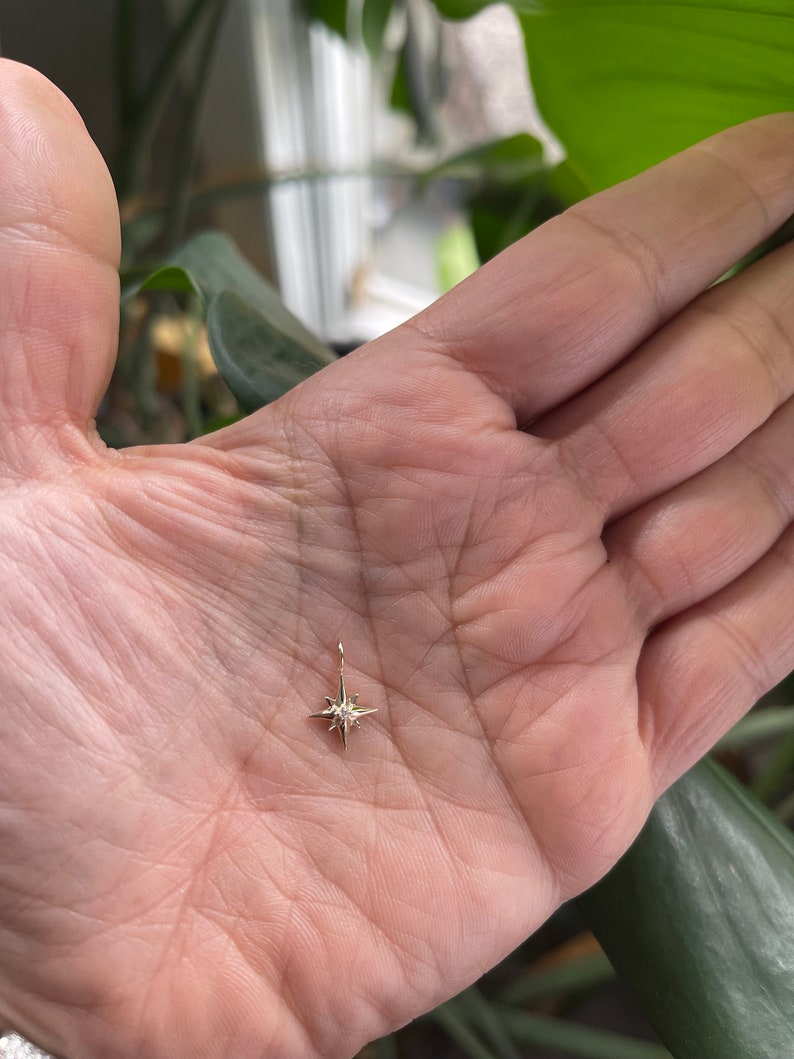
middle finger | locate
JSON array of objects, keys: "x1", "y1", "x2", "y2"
[{"x1": 537, "y1": 239, "x2": 794, "y2": 521}]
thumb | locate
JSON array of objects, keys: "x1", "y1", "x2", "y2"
[{"x1": 0, "y1": 60, "x2": 120, "y2": 471}]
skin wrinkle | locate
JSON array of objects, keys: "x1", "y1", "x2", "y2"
[
  {"x1": 702, "y1": 595, "x2": 781, "y2": 696},
  {"x1": 0, "y1": 213, "x2": 97, "y2": 251},
  {"x1": 624, "y1": 533, "x2": 694, "y2": 630},
  {"x1": 135, "y1": 809, "x2": 226, "y2": 1044},
  {"x1": 558, "y1": 417, "x2": 644, "y2": 517},
  {"x1": 451, "y1": 526, "x2": 597, "y2": 619},
  {"x1": 737, "y1": 279, "x2": 794, "y2": 372},
  {"x1": 694, "y1": 138, "x2": 781, "y2": 232},
  {"x1": 197, "y1": 911, "x2": 316, "y2": 1059},
  {"x1": 307, "y1": 408, "x2": 512, "y2": 720},
  {"x1": 559, "y1": 757, "x2": 646, "y2": 884},
  {"x1": 565, "y1": 206, "x2": 672, "y2": 326},
  {"x1": 391, "y1": 687, "x2": 487, "y2": 770},
  {"x1": 208, "y1": 817, "x2": 398, "y2": 1056},
  {"x1": 385, "y1": 681, "x2": 554, "y2": 898},
  {"x1": 1, "y1": 599, "x2": 108, "y2": 748},
  {"x1": 274, "y1": 422, "x2": 383, "y2": 669},
  {"x1": 90, "y1": 487, "x2": 273, "y2": 603},
  {"x1": 454, "y1": 533, "x2": 612, "y2": 665},
  {"x1": 13, "y1": 529, "x2": 232, "y2": 800},
  {"x1": 731, "y1": 443, "x2": 794, "y2": 530},
  {"x1": 449, "y1": 615, "x2": 491, "y2": 754},
  {"x1": 381, "y1": 319, "x2": 524, "y2": 432},
  {"x1": 26, "y1": 546, "x2": 205, "y2": 737},
  {"x1": 418, "y1": 232, "x2": 565, "y2": 357},
  {"x1": 493, "y1": 650, "x2": 637, "y2": 765},
  {"x1": 376, "y1": 320, "x2": 487, "y2": 403},
  {"x1": 374, "y1": 792, "x2": 522, "y2": 966},
  {"x1": 696, "y1": 294, "x2": 793, "y2": 408},
  {"x1": 468, "y1": 718, "x2": 570, "y2": 888},
  {"x1": 320, "y1": 440, "x2": 383, "y2": 681}
]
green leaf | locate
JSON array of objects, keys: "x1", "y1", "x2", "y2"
[
  {"x1": 389, "y1": 43, "x2": 413, "y2": 114},
  {"x1": 137, "y1": 265, "x2": 200, "y2": 297},
  {"x1": 436, "y1": 222, "x2": 480, "y2": 292},
  {"x1": 303, "y1": 0, "x2": 348, "y2": 38},
  {"x1": 207, "y1": 290, "x2": 331, "y2": 413},
  {"x1": 170, "y1": 232, "x2": 333, "y2": 362},
  {"x1": 578, "y1": 758, "x2": 794, "y2": 1058},
  {"x1": 362, "y1": 0, "x2": 397, "y2": 57},
  {"x1": 425, "y1": 132, "x2": 545, "y2": 186},
  {"x1": 545, "y1": 157, "x2": 589, "y2": 208},
  {"x1": 125, "y1": 231, "x2": 335, "y2": 411},
  {"x1": 390, "y1": 1, "x2": 445, "y2": 141},
  {"x1": 468, "y1": 177, "x2": 562, "y2": 263},
  {"x1": 520, "y1": 0, "x2": 794, "y2": 191},
  {"x1": 432, "y1": 0, "x2": 537, "y2": 18}
]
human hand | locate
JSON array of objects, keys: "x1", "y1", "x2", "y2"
[{"x1": 0, "y1": 59, "x2": 792, "y2": 1059}]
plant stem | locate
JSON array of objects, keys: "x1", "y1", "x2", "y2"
[
  {"x1": 718, "y1": 706, "x2": 794, "y2": 750},
  {"x1": 460, "y1": 986, "x2": 521, "y2": 1059},
  {"x1": 162, "y1": 0, "x2": 229, "y2": 253},
  {"x1": 115, "y1": 0, "x2": 137, "y2": 129},
  {"x1": 430, "y1": 1002, "x2": 497, "y2": 1059},
  {"x1": 495, "y1": 1008, "x2": 671, "y2": 1059},
  {"x1": 114, "y1": 0, "x2": 222, "y2": 201}
]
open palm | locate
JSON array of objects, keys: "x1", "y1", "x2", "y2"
[{"x1": 1, "y1": 62, "x2": 792, "y2": 1059}]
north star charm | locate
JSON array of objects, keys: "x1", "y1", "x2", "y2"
[{"x1": 310, "y1": 641, "x2": 377, "y2": 749}]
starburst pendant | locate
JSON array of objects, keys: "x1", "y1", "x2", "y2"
[{"x1": 310, "y1": 641, "x2": 377, "y2": 749}]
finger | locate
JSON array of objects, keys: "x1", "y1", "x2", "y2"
[
  {"x1": 542, "y1": 237, "x2": 794, "y2": 518},
  {"x1": 0, "y1": 61, "x2": 120, "y2": 470},
  {"x1": 605, "y1": 395, "x2": 794, "y2": 629},
  {"x1": 639, "y1": 525, "x2": 794, "y2": 793},
  {"x1": 414, "y1": 114, "x2": 794, "y2": 423}
]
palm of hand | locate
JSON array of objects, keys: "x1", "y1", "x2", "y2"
[{"x1": 1, "y1": 64, "x2": 793, "y2": 1059}]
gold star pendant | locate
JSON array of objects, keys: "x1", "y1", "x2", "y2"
[{"x1": 310, "y1": 641, "x2": 377, "y2": 749}]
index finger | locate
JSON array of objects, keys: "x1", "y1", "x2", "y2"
[{"x1": 414, "y1": 114, "x2": 794, "y2": 424}]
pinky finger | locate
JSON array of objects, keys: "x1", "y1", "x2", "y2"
[{"x1": 638, "y1": 524, "x2": 794, "y2": 794}]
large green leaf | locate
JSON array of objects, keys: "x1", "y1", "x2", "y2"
[
  {"x1": 206, "y1": 290, "x2": 332, "y2": 413},
  {"x1": 432, "y1": 0, "x2": 536, "y2": 16},
  {"x1": 578, "y1": 758, "x2": 794, "y2": 1058},
  {"x1": 128, "y1": 231, "x2": 335, "y2": 412},
  {"x1": 520, "y1": 0, "x2": 794, "y2": 191},
  {"x1": 167, "y1": 231, "x2": 333, "y2": 365},
  {"x1": 429, "y1": 1, "x2": 794, "y2": 193}
]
